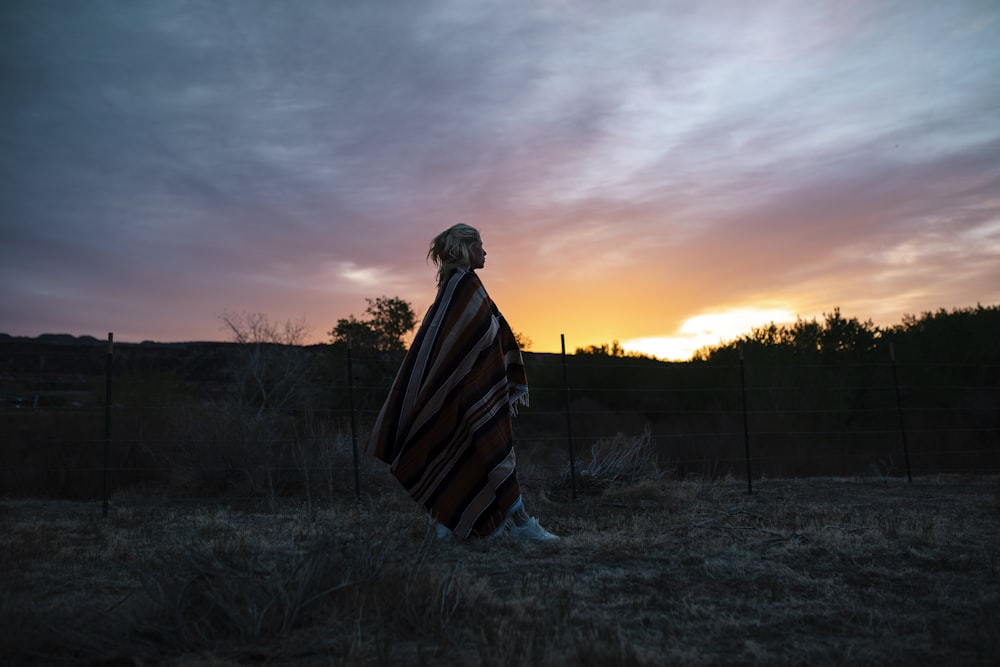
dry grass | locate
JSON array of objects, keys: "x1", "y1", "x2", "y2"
[{"x1": 1, "y1": 471, "x2": 999, "y2": 666}]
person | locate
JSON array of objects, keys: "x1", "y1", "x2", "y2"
[{"x1": 368, "y1": 223, "x2": 558, "y2": 542}]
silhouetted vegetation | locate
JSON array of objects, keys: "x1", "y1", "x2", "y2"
[
  {"x1": 0, "y1": 304, "x2": 997, "y2": 498},
  {"x1": 694, "y1": 304, "x2": 1000, "y2": 364},
  {"x1": 330, "y1": 296, "x2": 416, "y2": 353},
  {"x1": 518, "y1": 305, "x2": 999, "y2": 481},
  {"x1": 576, "y1": 339, "x2": 656, "y2": 359}
]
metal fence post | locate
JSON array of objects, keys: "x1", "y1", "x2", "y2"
[
  {"x1": 103, "y1": 332, "x2": 113, "y2": 517},
  {"x1": 889, "y1": 343, "x2": 913, "y2": 482},
  {"x1": 561, "y1": 334, "x2": 577, "y2": 500},
  {"x1": 739, "y1": 343, "x2": 753, "y2": 495},
  {"x1": 347, "y1": 336, "x2": 362, "y2": 500}
]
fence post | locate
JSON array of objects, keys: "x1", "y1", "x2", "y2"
[
  {"x1": 561, "y1": 334, "x2": 577, "y2": 500},
  {"x1": 346, "y1": 336, "x2": 362, "y2": 500},
  {"x1": 103, "y1": 332, "x2": 113, "y2": 518},
  {"x1": 889, "y1": 343, "x2": 913, "y2": 482},
  {"x1": 739, "y1": 344, "x2": 753, "y2": 495}
]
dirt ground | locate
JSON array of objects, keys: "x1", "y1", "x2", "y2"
[{"x1": 2, "y1": 475, "x2": 999, "y2": 665}]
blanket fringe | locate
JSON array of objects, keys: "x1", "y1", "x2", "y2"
[{"x1": 509, "y1": 384, "x2": 529, "y2": 416}]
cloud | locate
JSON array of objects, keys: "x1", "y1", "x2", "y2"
[
  {"x1": 332, "y1": 261, "x2": 415, "y2": 293},
  {"x1": 1, "y1": 1, "x2": 998, "y2": 350}
]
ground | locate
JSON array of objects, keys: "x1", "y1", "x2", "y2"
[{"x1": 1, "y1": 475, "x2": 998, "y2": 665}]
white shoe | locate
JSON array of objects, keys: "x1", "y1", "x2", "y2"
[{"x1": 508, "y1": 517, "x2": 559, "y2": 542}]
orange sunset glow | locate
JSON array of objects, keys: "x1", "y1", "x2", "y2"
[{"x1": 2, "y1": 2, "x2": 999, "y2": 357}]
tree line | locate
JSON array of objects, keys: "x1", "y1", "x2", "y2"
[
  {"x1": 571, "y1": 304, "x2": 999, "y2": 365},
  {"x1": 698, "y1": 304, "x2": 999, "y2": 364}
]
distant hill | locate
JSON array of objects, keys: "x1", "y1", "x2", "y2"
[
  {"x1": 0, "y1": 334, "x2": 257, "y2": 398},
  {"x1": 1, "y1": 333, "x2": 104, "y2": 345}
]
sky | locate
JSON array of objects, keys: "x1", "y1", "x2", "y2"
[{"x1": 2, "y1": 1, "x2": 999, "y2": 360}]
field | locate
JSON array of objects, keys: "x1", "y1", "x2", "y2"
[{"x1": 2, "y1": 472, "x2": 998, "y2": 666}]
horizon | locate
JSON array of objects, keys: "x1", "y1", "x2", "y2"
[{"x1": 5, "y1": 300, "x2": 994, "y2": 361}]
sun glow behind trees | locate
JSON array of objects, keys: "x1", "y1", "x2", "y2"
[{"x1": 621, "y1": 308, "x2": 797, "y2": 361}]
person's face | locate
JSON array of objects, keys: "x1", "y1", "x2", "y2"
[{"x1": 470, "y1": 238, "x2": 486, "y2": 269}]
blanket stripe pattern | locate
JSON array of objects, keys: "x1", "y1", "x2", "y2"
[{"x1": 369, "y1": 268, "x2": 528, "y2": 539}]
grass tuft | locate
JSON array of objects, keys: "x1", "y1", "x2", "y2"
[{"x1": 564, "y1": 428, "x2": 663, "y2": 495}]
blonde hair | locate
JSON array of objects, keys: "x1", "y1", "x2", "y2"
[{"x1": 428, "y1": 223, "x2": 481, "y2": 285}]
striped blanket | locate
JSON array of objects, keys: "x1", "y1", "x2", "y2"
[{"x1": 368, "y1": 268, "x2": 528, "y2": 539}]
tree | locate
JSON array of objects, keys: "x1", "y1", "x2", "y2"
[
  {"x1": 577, "y1": 340, "x2": 627, "y2": 357},
  {"x1": 330, "y1": 296, "x2": 417, "y2": 352},
  {"x1": 817, "y1": 307, "x2": 879, "y2": 358},
  {"x1": 222, "y1": 310, "x2": 308, "y2": 347},
  {"x1": 219, "y1": 311, "x2": 312, "y2": 421},
  {"x1": 575, "y1": 340, "x2": 655, "y2": 359}
]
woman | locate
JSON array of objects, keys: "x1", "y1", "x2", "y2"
[{"x1": 368, "y1": 224, "x2": 558, "y2": 542}]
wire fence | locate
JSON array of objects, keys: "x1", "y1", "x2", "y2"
[{"x1": 2, "y1": 334, "x2": 998, "y2": 509}]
